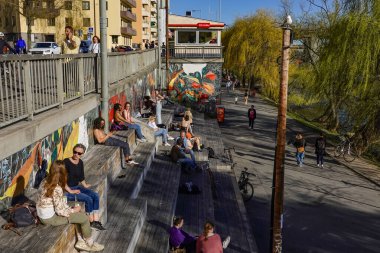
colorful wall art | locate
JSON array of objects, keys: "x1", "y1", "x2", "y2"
[{"x1": 168, "y1": 63, "x2": 222, "y2": 103}]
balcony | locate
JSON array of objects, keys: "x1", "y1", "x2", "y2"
[
  {"x1": 120, "y1": 11, "x2": 136, "y2": 22},
  {"x1": 142, "y1": 9, "x2": 150, "y2": 17},
  {"x1": 150, "y1": 16, "x2": 157, "y2": 23},
  {"x1": 151, "y1": 27, "x2": 157, "y2": 33},
  {"x1": 142, "y1": 22, "x2": 149, "y2": 28},
  {"x1": 151, "y1": 0, "x2": 157, "y2": 3},
  {"x1": 121, "y1": 0, "x2": 136, "y2": 8},
  {"x1": 142, "y1": 0, "x2": 149, "y2": 4},
  {"x1": 151, "y1": 7, "x2": 157, "y2": 13},
  {"x1": 121, "y1": 26, "x2": 137, "y2": 36},
  {"x1": 169, "y1": 46, "x2": 224, "y2": 59}
]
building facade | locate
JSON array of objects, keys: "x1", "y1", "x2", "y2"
[{"x1": 0, "y1": 0, "x2": 138, "y2": 50}]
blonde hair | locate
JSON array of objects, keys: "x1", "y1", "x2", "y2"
[{"x1": 148, "y1": 115, "x2": 156, "y2": 122}]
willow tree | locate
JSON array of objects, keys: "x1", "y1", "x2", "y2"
[{"x1": 222, "y1": 10, "x2": 282, "y2": 100}]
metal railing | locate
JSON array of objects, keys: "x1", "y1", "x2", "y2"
[
  {"x1": 0, "y1": 49, "x2": 158, "y2": 128},
  {"x1": 168, "y1": 46, "x2": 223, "y2": 59}
]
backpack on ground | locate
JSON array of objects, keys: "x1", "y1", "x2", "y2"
[
  {"x1": 2, "y1": 201, "x2": 39, "y2": 235},
  {"x1": 206, "y1": 147, "x2": 216, "y2": 158}
]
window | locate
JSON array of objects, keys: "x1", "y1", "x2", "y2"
[
  {"x1": 83, "y1": 18, "x2": 91, "y2": 27},
  {"x1": 46, "y1": 0, "x2": 54, "y2": 9},
  {"x1": 106, "y1": 1, "x2": 108, "y2": 10},
  {"x1": 111, "y1": 35, "x2": 118, "y2": 44},
  {"x1": 64, "y1": 1, "x2": 72, "y2": 10},
  {"x1": 82, "y1": 1, "x2": 90, "y2": 10},
  {"x1": 106, "y1": 18, "x2": 108, "y2": 27},
  {"x1": 199, "y1": 31, "x2": 218, "y2": 44},
  {"x1": 178, "y1": 31, "x2": 196, "y2": 44},
  {"x1": 47, "y1": 18, "x2": 55, "y2": 26},
  {"x1": 65, "y1": 18, "x2": 73, "y2": 26}
]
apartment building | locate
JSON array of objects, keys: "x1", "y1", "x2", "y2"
[
  {"x1": 132, "y1": 0, "x2": 157, "y2": 49},
  {"x1": 0, "y1": 0, "x2": 138, "y2": 51}
]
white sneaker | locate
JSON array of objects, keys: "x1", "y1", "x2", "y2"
[
  {"x1": 75, "y1": 241, "x2": 104, "y2": 252},
  {"x1": 222, "y1": 236, "x2": 231, "y2": 249},
  {"x1": 317, "y1": 164, "x2": 320, "y2": 167},
  {"x1": 163, "y1": 142, "x2": 171, "y2": 147},
  {"x1": 137, "y1": 138, "x2": 147, "y2": 143},
  {"x1": 168, "y1": 136, "x2": 175, "y2": 141},
  {"x1": 321, "y1": 164, "x2": 324, "y2": 168},
  {"x1": 127, "y1": 160, "x2": 139, "y2": 165}
]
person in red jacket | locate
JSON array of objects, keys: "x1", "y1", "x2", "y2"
[
  {"x1": 196, "y1": 221, "x2": 230, "y2": 253},
  {"x1": 248, "y1": 105, "x2": 257, "y2": 130}
]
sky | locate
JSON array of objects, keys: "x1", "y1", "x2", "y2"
[{"x1": 170, "y1": 0, "x2": 306, "y2": 26}]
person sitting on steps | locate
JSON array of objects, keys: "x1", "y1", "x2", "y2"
[
  {"x1": 122, "y1": 102, "x2": 148, "y2": 143},
  {"x1": 196, "y1": 221, "x2": 230, "y2": 253},
  {"x1": 171, "y1": 139, "x2": 198, "y2": 173},
  {"x1": 169, "y1": 216, "x2": 197, "y2": 253},
  {"x1": 147, "y1": 115, "x2": 174, "y2": 146},
  {"x1": 36, "y1": 160, "x2": 104, "y2": 252},
  {"x1": 112, "y1": 103, "x2": 128, "y2": 131},
  {"x1": 93, "y1": 117, "x2": 138, "y2": 165},
  {"x1": 178, "y1": 130, "x2": 196, "y2": 161},
  {"x1": 64, "y1": 144, "x2": 105, "y2": 231}
]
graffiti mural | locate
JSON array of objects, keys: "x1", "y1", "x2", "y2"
[
  {"x1": 168, "y1": 63, "x2": 222, "y2": 103},
  {"x1": 0, "y1": 108, "x2": 98, "y2": 202},
  {"x1": 108, "y1": 70, "x2": 156, "y2": 123}
]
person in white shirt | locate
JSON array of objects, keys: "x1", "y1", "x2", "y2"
[
  {"x1": 89, "y1": 36, "x2": 100, "y2": 54},
  {"x1": 148, "y1": 116, "x2": 174, "y2": 146}
]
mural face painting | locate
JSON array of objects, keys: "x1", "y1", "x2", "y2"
[{"x1": 168, "y1": 63, "x2": 222, "y2": 104}]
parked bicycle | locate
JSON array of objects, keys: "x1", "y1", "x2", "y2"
[
  {"x1": 238, "y1": 167, "x2": 255, "y2": 202},
  {"x1": 334, "y1": 134, "x2": 358, "y2": 162}
]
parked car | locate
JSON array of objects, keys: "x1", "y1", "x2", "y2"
[
  {"x1": 79, "y1": 40, "x2": 92, "y2": 53},
  {"x1": 29, "y1": 42, "x2": 61, "y2": 55},
  {"x1": 114, "y1": 45, "x2": 134, "y2": 52}
]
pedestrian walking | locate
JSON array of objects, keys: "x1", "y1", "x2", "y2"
[
  {"x1": 315, "y1": 133, "x2": 326, "y2": 167},
  {"x1": 248, "y1": 105, "x2": 256, "y2": 130},
  {"x1": 244, "y1": 90, "x2": 248, "y2": 105},
  {"x1": 89, "y1": 35, "x2": 100, "y2": 54},
  {"x1": 289, "y1": 133, "x2": 306, "y2": 167},
  {"x1": 16, "y1": 37, "x2": 26, "y2": 54}
]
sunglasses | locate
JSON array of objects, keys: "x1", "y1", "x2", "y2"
[{"x1": 73, "y1": 151, "x2": 83, "y2": 155}]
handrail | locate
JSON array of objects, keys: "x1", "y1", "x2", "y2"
[
  {"x1": 168, "y1": 46, "x2": 223, "y2": 59},
  {"x1": 0, "y1": 49, "x2": 158, "y2": 128}
]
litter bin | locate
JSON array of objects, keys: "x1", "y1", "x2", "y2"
[{"x1": 217, "y1": 106, "x2": 225, "y2": 123}]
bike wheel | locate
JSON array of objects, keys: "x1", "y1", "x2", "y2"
[
  {"x1": 343, "y1": 145, "x2": 358, "y2": 162},
  {"x1": 334, "y1": 145, "x2": 344, "y2": 157},
  {"x1": 240, "y1": 182, "x2": 254, "y2": 202}
]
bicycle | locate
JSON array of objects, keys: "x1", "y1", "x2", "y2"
[
  {"x1": 334, "y1": 134, "x2": 358, "y2": 162},
  {"x1": 238, "y1": 167, "x2": 256, "y2": 202}
]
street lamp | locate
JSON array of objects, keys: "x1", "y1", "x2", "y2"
[{"x1": 270, "y1": 15, "x2": 292, "y2": 253}]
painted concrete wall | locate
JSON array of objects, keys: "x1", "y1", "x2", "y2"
[{"x1": 168, "y1": 62, "x2": 222, "y2": 103}]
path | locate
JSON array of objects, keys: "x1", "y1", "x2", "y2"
[{"x1": 219, "y1": 90, "x2": 380, "y2": 253}]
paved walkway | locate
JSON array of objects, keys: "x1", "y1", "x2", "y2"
[{"x1": 218, "y1": 89, "x2": 380, "y2": 253}]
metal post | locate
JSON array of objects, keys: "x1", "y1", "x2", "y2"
[
  {"x1": 165, "y1": 0, "x2": 169, "y2": 88},
  {"x1": 157, "y1": 0, "x2": 162, "y2": 89},
  {"x1": 270, "y1": 22, "x2": 291, "y2": 253},
  {"x1": 100, "y1": 0, "x2": 109, "y2": 130}
]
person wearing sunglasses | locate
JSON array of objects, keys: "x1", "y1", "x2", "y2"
[{"x1": 64, "y1": 144, "x2": 106, "y2": 231}]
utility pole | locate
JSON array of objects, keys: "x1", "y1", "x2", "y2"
[
  {"x1": 165, "y1": 0, "x2": 169, "y2": 89},
  {"x1": 270, "y1": 15, "x2": 292, "y2": 253},
  {"x1": 100, "y1": 0, "x2": 109, "y2": 130}
]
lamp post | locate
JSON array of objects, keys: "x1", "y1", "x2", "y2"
[{"x1": 270, "y1": 15, "x2": 292, "y2": 253}]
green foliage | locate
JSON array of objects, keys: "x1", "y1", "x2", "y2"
[{"x1": 222, "y1": 10, "x2": 282, "y2": 100}]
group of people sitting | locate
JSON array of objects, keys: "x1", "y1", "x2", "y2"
[
  {"x1": 169, "y1": 216, "x2": 230, "y2": 253},
  {"x1": 36, "y1": 145, "x2": 105, "y2": 252}
]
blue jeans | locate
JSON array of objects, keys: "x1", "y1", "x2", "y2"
[
  {"x1": 104, "y1": 136, "x2": 131, "y2": 156},
  {"x1": 296, "y1": 152, "x2": 305, "y2": 165},
  {"x1": 177, "y1": 158, "x2": 197, "y2": 171},
  {"x1": 65, "y1": 185, "x2": 99, "y2": 213},
  {"x1": 185, "y1": 148, "x2": 195, "y2": 162},
  {"x1": 126, "y1": 123, "x2": 144, "y2": 139},
  {"x1": 154, "y1": 128, "x2": 167, "y2": 143}
]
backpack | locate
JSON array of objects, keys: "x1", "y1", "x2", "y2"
[
  {"x1": 34, "y1": 159, "x2": 47, "y2": 189},
  {"x1": 2, "y1": 202, "x2": 39, "y2": 235},
  {"x1": 206, "y1": 147, "x2": 216, "y2": 158}
]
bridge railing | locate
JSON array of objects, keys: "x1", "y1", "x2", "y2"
[{"x1": 0, "y1": 49, "x2": 158, "y2": 128}]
